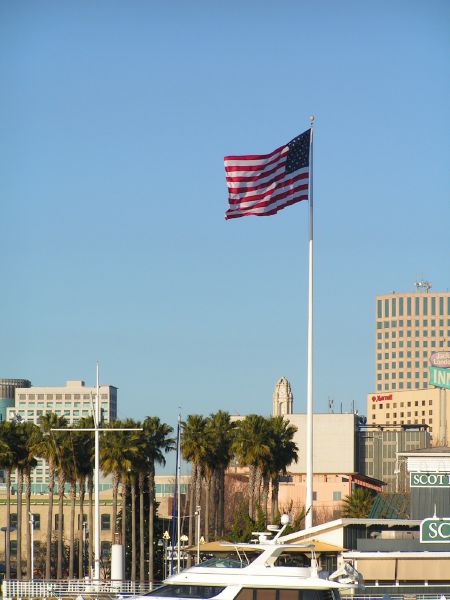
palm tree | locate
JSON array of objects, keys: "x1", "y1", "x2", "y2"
[
  {"x1": 36, "y1": 413, "x2": 68, "y2": 579},
  {"x1": 233, "y1": 415, "x2": 272, "y2": 520},
  {"x1": 0, "y1": 422, "x2": 17, "y2": 579},
  {"x1": 76, "y1": 417, "x2": 94, "y2": 578},
  {"x1": 101, "y1": 420, "x2": 142, "y2": 578},
  {"x1": 181, "y1": 415, "x2": 209, "y2": 545},
  {"x1": 206, "y1": 411, "x2": 235, "y2": 538},
  {"x1": 141, "y1": 416, "x2": 174, "y2": 583},
  {"x1": 266, "y1": 416, "x2": 298, "y2": 520},
  {"x1": 14, "y1": 423, "x2": 31, "y2": 581},
  {"x1": 341, "y1": 487, "x2": 375, "y2": 517},
  {"x1": 18, "y1": 422, "x2": 40, "y2": 580}
]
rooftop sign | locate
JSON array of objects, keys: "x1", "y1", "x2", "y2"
[
  {"x1": 421, "y1": 517, "x2": 450, "y2": 543},
  {"x1": 429, "y1": 366, "x2": 450, "y2": 390},
  {"x1": 430, "y1": 351, "x2": 450, "y2": 368},
  {"x1": 411, "y1": 472, "x2": 450, "y2": 488}
]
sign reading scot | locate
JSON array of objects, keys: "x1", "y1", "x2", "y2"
[
  {"x1": 411, "y1": 472, "x2": 450, "y2": 487},
  {"x1": 421, "y1": 517, "x2": 450, "y2": 543}
]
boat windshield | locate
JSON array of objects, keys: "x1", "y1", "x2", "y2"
[
  {"x1": 145, "y1": 585, "x2": 225, "y2": 598},
  {"x1": 198, "y1": 556, "x2": 245, "y2": 568}
]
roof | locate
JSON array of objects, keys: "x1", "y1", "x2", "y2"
[
  {"x1": 184, "y1": 540, "x2": 344, "y2": 553},
  {"x1": 279, "y1": 518, "x2": 421, "y2": 543},
  {"x1": 397, "y1": 446, "x2": 450, "y2": 456},
  {"x1": 369, "y1": 493, "x2": 411, "y2": 519}
]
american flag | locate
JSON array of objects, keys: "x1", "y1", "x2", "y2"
[{"x1": 224, "y1": 129, "x2": 310, "y2": 220}]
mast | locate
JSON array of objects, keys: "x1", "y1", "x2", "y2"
[{"x1": 305, "y1": 116, "x2": 314, "y2": 530}]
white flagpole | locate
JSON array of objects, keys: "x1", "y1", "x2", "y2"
[
  {"x1": 305, "y1": 115, "x2": 314, "y2": 530},
  {"x1": 94, "y1": 362, "x2": 101, "y2": 581}
]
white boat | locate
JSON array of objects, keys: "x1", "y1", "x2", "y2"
[{"x1": 137, "y1": 517, "x2": 363, "y2": 600}]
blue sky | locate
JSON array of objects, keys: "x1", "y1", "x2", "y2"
[{"x1": 1, "y1": 1, "x2": 449, "y2": 449}]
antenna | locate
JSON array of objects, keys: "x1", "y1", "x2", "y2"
[
  {"x1": 328, "y1": 397, "x2": 334, "y2": 413},
  {"x1": 415, "y1": 280, "x2": 432, "y2": 293}
]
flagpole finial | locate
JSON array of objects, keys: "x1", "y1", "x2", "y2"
[{"x1": 309, "y1": 114, "x2": 315, "y2": 124}]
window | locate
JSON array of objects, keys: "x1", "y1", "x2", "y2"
[
  {"x1": 312, "y1": 491, "x2": 317, "y2": 501},
  {"x1": 10, "y1": 513, "x2": 17, "y2": 528},
  {"x1": 101, "y1": 541, "x2": 112, "y2": 559},
  {"x1": 78, "y1": 514, "x2": 88, "y2": 529},
  {"x1": 146, "y1": 585, "x2": 226, "y2": 598},
  {"x1": 333, "y1": 491, "x2": 342, "y2": 501},
  {"x1": 101, "y1": 514, "x2": 111, "y2": 530},
  {"x1": 32, "y1": 514, "x2": 41, "y2": 530}
]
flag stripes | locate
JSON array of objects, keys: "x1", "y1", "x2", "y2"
[{"x1": 224, "y1": 129, "x2": 310, "y2": 219}]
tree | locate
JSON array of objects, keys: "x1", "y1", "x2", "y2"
[
  {"x1": 233, "y1": 415, "x2": 272, "y2": 520},
  {"x1": 341, "y1": 488, "x2": 376, "y2": 518},
  {"x1": 205, "y1": 411, "x2": 235, "y2": 538},
  {"x1": 0, "y1": 422, "x2": 17, "y2": 579},
  {"x1": 76, "y1": 417, "x2": 94, "y2": 578},
  {"x1": 17, "y1": 422, "x2": 40, "y2": 580},
  {"x1": 181, "y1": 415, "x2": 209, "y2": 544},
  {"x1": 36, "y1": 413, "x2": 68, "y2": 579},
  {"x1": 266, "y1": 416, "x2": 298, "y2": 521},
  {"x1": 141, "y1": 416, "x2": 174, "y2": 583},
  {"x1": 101, "y1": 419, "x2": 142, "y2": 579}
]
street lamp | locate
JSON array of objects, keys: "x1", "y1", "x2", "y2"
[
  {"x1": 29, "y1": 513, "x2": 34, "y2": 581},
  {"x1": 162, "y1": 531, "x2": 170, "y2": 580},
  {"x1": 195, "y1": 506, "x2": 201, "y2": 565},
  {"x1": 1, "y1": 526, "x2": 16, "y2": 578}
]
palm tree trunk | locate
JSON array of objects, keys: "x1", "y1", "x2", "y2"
[
  {"x1": 204, "y1": 477, "x2": 210, "y2": 542},
  {"x1": 57, "y1": 470, "x2": 65, "y2": 579},
  {"x1": 248, "y1": 466, "x2": 256, "y2": 520},
  {"x1": 131, "y1": 477, "x2": 136, "y2": 581},
  {"x1": 271, "y1": 476, "x2": 279, "y2": 521},
  {"x1": 5, "y1": 467, "x2": 11, "y2": 579},
  {"x1": 148, "y1": 469, "x2": 155, "y2": 583},
  {"x1": 219, "y1": 468, "x2": 225, "y2": 536},
  {"x1": 188, "y1": 464, "x2": 196, "y2": 545},
  {"x1": 46, "y1": 465, "x2": 55, "y2": 579},
  {"x1": 25, "y1": 469, "x2": 32, "y2": 579},
  {"x1": 88, "y1": 475, "x2": 94, "y2": 578},
  {"x1": 69, "y1": 480, "x2": 76, "y2": 579},
  {"x1": 111, "y1": 470, "x2": 119, "y2": 544},
  {"x1": 16, "y1": 468, "x2": 23, "y2": 580},
  {"x1": 262, "y1": 473, "x2": 270, "y2": 522},
  {"x1": 121, "y1": 474, "x2": 127, "y2": 578},
  {"x1": 78, "y1": 478, "x2": 85, "y2": 578},
  {"x1": 138, "y1": 472, "x2": 145, "y2": 583}
]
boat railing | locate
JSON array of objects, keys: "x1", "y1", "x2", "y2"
[{"x1": 1, "y1": 578, "x2": 155, "y2": 600}]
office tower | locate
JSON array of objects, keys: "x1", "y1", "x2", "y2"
[
  {"x1": 374, "y1": 286, "x2": 450, "y2": 392},
  {"x1": 369, "y1": 285, "x2": 449, "y2": 441}
]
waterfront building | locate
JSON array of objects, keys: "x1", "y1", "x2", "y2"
[{"x1": 357, "y1": 424, "x2": 431, "y2": 493}]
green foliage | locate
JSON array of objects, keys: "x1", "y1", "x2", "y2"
[{"x1": 341, "y1": 487, "x2": 376, "y2": 518}]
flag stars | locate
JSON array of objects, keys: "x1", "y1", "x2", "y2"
[{"x1": 285, "y1": 130, "x2": 311, "y2": 174}]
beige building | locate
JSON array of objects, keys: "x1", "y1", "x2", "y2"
[
  {"x1": 370, "y1": 287, "x2": 450, "y2": 443},
  {"x1": 367, "y1": 387, "x2": 448, "y2": 443},
  {"x1": 4, "y1": 379, "x2": 117, "y2": 492},
  {"x1": 374, "y1": 288, "x2": 450, "y2": 393}
]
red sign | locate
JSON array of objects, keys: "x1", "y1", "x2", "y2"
[{"x1": 371, "y1": 394, "x2": 393, "y2": 402}]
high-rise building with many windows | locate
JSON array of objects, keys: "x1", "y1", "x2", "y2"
[
  {"x1": 374, "y1": 288, "x2": 450, "y2": 393},
  {"x1": 368, "y1": 286, "x2": 450, "y2": 442}
]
